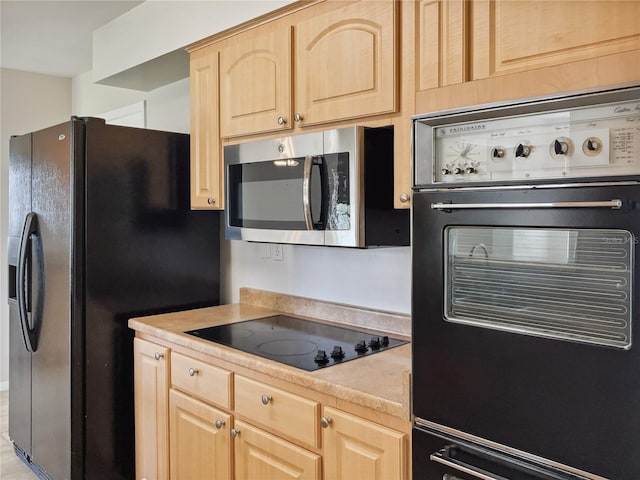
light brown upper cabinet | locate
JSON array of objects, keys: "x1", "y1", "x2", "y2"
[
  {"x1": 219, "y1": 23, "x2": 293, "y2": 138},
  {"x1": 219, "y1": 0, "x2": 398, "y2": 138},
  {"x1": 471, "y1": 0, "x2": 640, "y2": 80},
  {"x1": 190, "y1": 45, "x2": 223, "y2": 210},
  {"x1": 294, "y1": 0, "x2": 397, "y2": 127},
  {"x1": 416, "y1": 0, "x2": 468, "y2": 90},
  {"x1": 416, "y1": 0, "x2": 640, "y2": 113}
]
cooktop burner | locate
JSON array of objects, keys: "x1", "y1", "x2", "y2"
[{"x1": 185, "y1": 315, "x2": 408, "y2": 371}]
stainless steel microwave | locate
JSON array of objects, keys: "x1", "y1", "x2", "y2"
[{"x1": 224, "y1": 126, "x2": 409, "y2": 247}]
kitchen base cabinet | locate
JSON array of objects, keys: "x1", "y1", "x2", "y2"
[
  {"x1": 169, "y1": 389, "x2": 232, "y2": 480},
  {"x1": 133, "y1": 338, "x2": 169, "y2": 480},
  {"x1": 132, "y1": 334, "x2": 409, "y2": 480},
  {"x1": 322, "y1": 406, "x2": 406, "y2": 480},
  {"x1": 233, "y1": 420, "x2": 321, "y2": 480}
]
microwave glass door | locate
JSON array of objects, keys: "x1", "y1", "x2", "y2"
[
  {"x1": 227, "y1": 153, "x2": 351, "y2": 231},
  {"x1": 445, "y1": 226, "x2": 633, "y2": 348},
  {"x1": 228, "y1": 157, "x2": 323, "y2": 230}
]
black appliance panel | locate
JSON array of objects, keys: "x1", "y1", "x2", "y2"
[
  {"x1": 413, "y1": 427, "x2": 583, "y2": 480},
  {"x1": 186, "y1": 315, "x2": 408, "y2": 371},
  {"x1": 412, "y1": 185, "x2": 640, "y2": 480}
]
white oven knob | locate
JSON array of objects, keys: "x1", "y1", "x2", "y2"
[
  {"x1": 515, "y1": 143, "x2": 531, "y2": 158},
  {"x1": 583, "y1": 137, "x2": 603, "y2": 156},
  {"x1": 491, "y1": 147, "x2": 506, "y2": 160},
  {"x1": 550, "y1": 137, "x2": 573, "y2": 160}
]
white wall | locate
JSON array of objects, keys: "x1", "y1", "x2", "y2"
[
  {"x1": 222, "y1": 242, "x2": 411, "y2": 313},
  {"x1": 0, "y1": 68, "x2": 72, "y2": 390},
  {"x1": 92, "y1": 0, "x2": 295, "y2": 85},
  {"x1": 72, "y1": 71, "x2": 190, "y2": 133}
]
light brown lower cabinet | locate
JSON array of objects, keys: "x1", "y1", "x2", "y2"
[
  {"x1": 134, "y1": 338, "x2": 409, "y2": 480},
  {"x1": 322, "y1": 406, "x2": 406, "y2": 480},
  {"x1": 234, "y1": 419, "x2": 321, "y2": 480},
  {"x1": 169, "y1": 389, "x2": 232, "y2": 479},
  {"x1": 133, "y1": 338, "x2": 169, "y2": 480}
]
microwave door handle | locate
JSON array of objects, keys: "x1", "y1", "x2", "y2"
[
  {"x1": 303, "y1": 155, "x2": 314, "y2": 230},
  {"x1": 431, "y1": 199, "x2": 623, "y2": 210}
]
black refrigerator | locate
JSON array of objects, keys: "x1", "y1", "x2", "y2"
[{"x1": 6, "y1": 117, "x2": 221, "y2": 480}]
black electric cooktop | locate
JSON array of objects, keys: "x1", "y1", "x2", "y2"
[{"x1": 185, "y1": 315, "x2": 408, "y2": 371}]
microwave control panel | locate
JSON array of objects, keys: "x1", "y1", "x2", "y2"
[{"x1": 423, "y1": 94, "x2": 640, "y2": 185}]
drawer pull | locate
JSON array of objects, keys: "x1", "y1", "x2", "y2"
[
  {"x1": 320, "y1": 417, "x2": 333, "y2": 428},
  {"x1": 230, "y1": 428, "x2": 240, "y2": 438},
  {"x1": 154, "y1": 352, "x2": 164, "y2": 361},
  {"x1": 215, "y1": 420, "x2": 225, "y2": 429},
  {"x1": 188, "y1": 367, "x2": 199, "y2": 377},
  {"x1": 261, "y1": 394, "x2": 272, "y2": 405}
]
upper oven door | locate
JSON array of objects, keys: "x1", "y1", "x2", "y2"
[{"x1": 412, "y1": 185, "x2": 640, "y2": 480}]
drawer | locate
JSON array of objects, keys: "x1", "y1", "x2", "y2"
[
  {"x1": 171, "y1": 352, "x2": 232, "y2": 409},
  {"x1": 235, "y1": 375, "x2": 320, "y2": 448}
]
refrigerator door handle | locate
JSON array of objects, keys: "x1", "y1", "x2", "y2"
[{"x1": 17, "y1": 212, "x2": 42, "y2": 352}]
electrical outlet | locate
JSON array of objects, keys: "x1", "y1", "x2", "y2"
[{"x1": 270, "y1": 244, "x2": 284, "y2": 261}]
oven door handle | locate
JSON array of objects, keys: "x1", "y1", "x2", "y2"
[
  {"x1": 431, "y1": 199, "x2": 623, "y2": 210},
  {"x1": 430, "y1": 448, "x2": 509, "y2": 480}
]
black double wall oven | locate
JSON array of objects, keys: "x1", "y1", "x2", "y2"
[{"x1": 411, "y1": 87, "x2": 640, "y2": 480}]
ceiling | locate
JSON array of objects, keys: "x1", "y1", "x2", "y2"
[{"x1": 0, "y1": 0, "x2": 143, "y2": 78}]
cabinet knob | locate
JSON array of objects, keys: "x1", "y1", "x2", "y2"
[
  {"x1": 294, "y1": 112, "x2": 304, "y2": 123},
  {"x1": 399, "y1": 193, "x2": 410, "y2": 203},
  {"x1": 188, "y1": 368, "x2": 199, "y2": 377},
  {"x1": 277, "y1": 116, "x2": 287, "y2": 126},
  {"x1": 215, "y1": 419, "x2": 225, "y2": 429},
  {"x1": 230, "y1": 428, "x2": 240, "y2": 438},
  {"x1": 207, "y1": 197, "x2": 215, "y2": 205},
  {"x1": 261, "y1": 395, "x2": 272, "y2": 405},
  {"x1": 320, "y1": 417, "x2": 333, "y2": 428},
  {"x1": 154, "y1": 352, "x2": 164, "y2": 361}
]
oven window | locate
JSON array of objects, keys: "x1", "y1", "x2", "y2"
[{"x1": 445, "y1": 227, "x2": 632, "y2": 349}]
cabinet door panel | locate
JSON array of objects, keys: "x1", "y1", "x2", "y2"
[
  {"x1": 417, "y1": 0, "x2": 467, "y2": 90},
  {"x1": 323, "y1": 406, "x2": 406, "y2": 480},
  {"x1": 190, "y1": 46, "x2": 222, "y2": 209},
  {"x1": 472, "y1": 0, "x2": 640, "y2": 79},
  {"x1": 220, "y1": 24, "x2": 292, "y2": 137},
  {"x1": 295, "y1": 0, "x2": 397, "y2": 126},
  {"x1": 169, "y1": 389, "x2": 232, "y2": 480},
  {"x1": 234, "y1": 420, "x2": 320, "y2": 480},
  {"x1": 134, "y1": 338, "x2": 169, "y2": 480}
]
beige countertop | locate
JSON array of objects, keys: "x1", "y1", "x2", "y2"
[{"x1": 128, "y1": 288, "x2": 412, "y2": 420}]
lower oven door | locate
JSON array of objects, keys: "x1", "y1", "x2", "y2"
[
  {"x1": 412, "y1": 185, "x2": 640, "y2": 480},
  {"x1": 413, "y1": 426, "x2": 584, "y2": 480}
]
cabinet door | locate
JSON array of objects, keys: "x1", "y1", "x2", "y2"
[
  {"x1": 169, "y1": 389, "x2": 232, "y2": 480},
  {"x1": 295, "y1": 0, "x2": 397, "y2": 127},
  {"x1": 417, "y1": 0, "x2": 468, "y2": 91},
  {"x1": 471, "y1": 0, "x2": 640, "y2": 80},
  {"x1": 322, "y1": 406, "x2": 406, "y2": 480},
  {"x1": 233, "y1": 420, "x2": 321, "y2": 480},
  {"x1": 219, "y1": 23, "x2": 293, "y2": 137},
  {"x1": 134, "y1": 338, "x2": 169, "y2": 480},
  {"x1": 190, "y1": 45, "x2": 222, "y2": 209}
]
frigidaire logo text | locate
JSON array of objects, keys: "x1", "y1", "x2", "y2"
[{"x1": 447, "y1": 124, "x2": 486, "y2": 134}]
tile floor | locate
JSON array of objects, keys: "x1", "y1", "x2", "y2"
[{"x1": 0, "y1": 390, "x2": 38, "y2": 479}]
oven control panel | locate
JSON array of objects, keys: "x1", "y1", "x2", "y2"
[{"x1": 414, "y1": 89, "x2": 640, "y2": 186}]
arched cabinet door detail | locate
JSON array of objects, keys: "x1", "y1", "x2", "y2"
[
  {"x1": 220, "y1": 24, "x2": 293, "y2": 138},
  {"x1": 295, "y1": 0, "x2": 397, "y2": 127}
]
